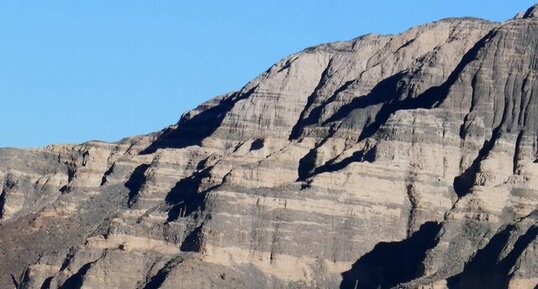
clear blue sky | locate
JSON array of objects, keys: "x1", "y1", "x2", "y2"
[{"x1": 1, "y1": 1, "x2": 535, "y2": 148}]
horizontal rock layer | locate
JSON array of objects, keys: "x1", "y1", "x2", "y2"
[{"x1": 0, "y1": 5, "x2": 537, "y2": 289}]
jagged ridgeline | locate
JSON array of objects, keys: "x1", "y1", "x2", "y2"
[{"x1": 1, "y1": 5, "x2": 537, "y2": 289}]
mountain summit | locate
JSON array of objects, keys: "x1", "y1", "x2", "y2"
[
  {"x1": 524, "y1": 4, "x2": 538, "y2": 18},
  {"x1": 1, "y1": 5, "x2": 537, "y2": 289}
]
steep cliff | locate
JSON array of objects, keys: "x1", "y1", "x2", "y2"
[{"x1": 0, "y1": 5, "x2": 537, "y2": 289}]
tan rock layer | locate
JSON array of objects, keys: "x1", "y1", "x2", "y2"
[{"x1": 1, "y1": 5, "x2": 538, "y2": 289}]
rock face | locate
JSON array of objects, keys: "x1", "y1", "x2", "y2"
[{"x1": 1, "y1": 5, "x2": 537, "y2": 289}]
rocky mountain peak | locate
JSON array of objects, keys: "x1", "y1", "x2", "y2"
[
  {"x1": 0, "y1": 5, "x2": 537, "y2": 289},
  {"x1": 525, "y1": 4, "x2": 538, "y2": 17},
  {"x1": 514, "y1": 3, "x2": 538, "y2": 19}
]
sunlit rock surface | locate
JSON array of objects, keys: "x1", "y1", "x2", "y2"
[{"x1": 1, "y1": 5, "x2": 537, "y2": 289}]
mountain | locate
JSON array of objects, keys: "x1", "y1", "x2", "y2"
[{"x1": 1, "y1": 5, "x2": 537, "y2": 289}]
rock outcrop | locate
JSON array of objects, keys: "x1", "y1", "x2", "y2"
[{"x1": 1, "y1": 5, "x2": 537, "y2": 289}]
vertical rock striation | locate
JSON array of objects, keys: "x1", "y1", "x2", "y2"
[{"x1": 0, "y1": 5, "x2": 537, "y2": 289}]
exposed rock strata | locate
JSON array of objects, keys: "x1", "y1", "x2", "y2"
[{"x1": 0, "y1": 5, "x2": 537, "y2": 289}]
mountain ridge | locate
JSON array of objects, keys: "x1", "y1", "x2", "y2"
[{"x1": 0, "y1": 5, "x2": 537, "y2": 289}]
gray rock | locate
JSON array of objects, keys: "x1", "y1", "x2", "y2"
[{"x1": 0, "y1": 4, "x2": 537, "y2": 289}]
